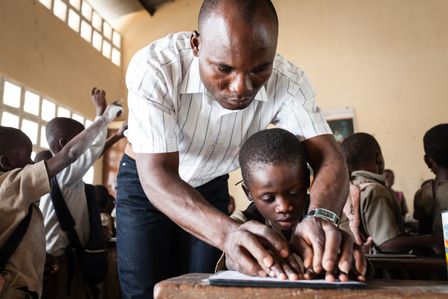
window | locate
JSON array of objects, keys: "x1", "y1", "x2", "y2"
[
  {"x1": 39, "y1": 0, "x2": 52, "y2": 10},
  {"x1": 24, "y1": 90, "x2": 40, "y2": 116},
  {"x1": 3, "y1": 81, "x2": 21, "y2": 108},
  {"x1": 38, "y1": 0, "x2": 122, "y2": 67},
  {"x1": 80, "y1": 20, "x2": 92, "y2": 42},
  {"x1": 0, "y1": 75, "x2": 94, "y2": 181},
  {"x1": 53, "y1": 0, "x2": 68, "y2": 22},
  {"x1": 69, "y1": 0, "x2": 81, "y2": 10},
  {"x1": 68, "y1": 9, "x2": 81, "y2": 32}
]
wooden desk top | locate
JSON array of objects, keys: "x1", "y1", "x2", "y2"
[{"x1": 154, "y1": 273, "x2": 448, "y2": 299}]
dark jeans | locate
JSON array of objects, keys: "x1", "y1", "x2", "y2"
[{"x1": 116, "y1": 154, "x2": 230, "y2": 299}]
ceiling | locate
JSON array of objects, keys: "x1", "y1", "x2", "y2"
[{"x1": 87, "y1": 0, "x2": 173, "y2": 22}]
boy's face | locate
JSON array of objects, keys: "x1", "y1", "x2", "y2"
[
  {"x1": 8, "y1": 135, "x2": 33, "y2": 169},
  {"x1": 246, "y1": 162, "x2": 308, "y2": 231}
]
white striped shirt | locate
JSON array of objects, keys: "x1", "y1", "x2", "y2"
[{"x1": 126, "y1": 32, "x2": 331, "y2": 187}]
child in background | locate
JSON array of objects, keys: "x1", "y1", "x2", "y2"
[
  {"x1": 414, "y1": 124, "x2": 448, "y2": 236},
  {"x1": 0, "y1": 103, "x2": 122, "y2": 298},
  {"x1": 383, "y1": 169, "x2": 408, "y2": 218},
  {"x1": 217, "y1": 128, "x2": 366, "y2": 282},
  {"x1": 340, "y1": 132, "x2": 443, "y2": 255}
]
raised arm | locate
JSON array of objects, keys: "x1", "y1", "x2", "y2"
[
  {"x1": 45, "y1": 103, "x2": 122, "y2": 178},
  {"x1": 101, "y1": 121, "x2": 127, "y2": 156},
  {"x1": 135, "y1": 151, "x2": 293, "y2": 277},
  {"x1": 292, "y1": 134, "x2": 366, "y2": 281}
]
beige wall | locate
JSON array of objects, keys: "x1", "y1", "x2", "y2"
[{"x1": 0, "y1": 0, "x2": 125, "y2": 183}]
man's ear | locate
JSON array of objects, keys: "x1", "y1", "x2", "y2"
[
  {"x1": 0, "y1": 155, "x2": 12, "y2": 171},
  {"x1": 241, "y1": 184, "x2": 253, "y2": 202},
  {"x1": 190, "y1": 30, "x2": 201, "y2": 57}
]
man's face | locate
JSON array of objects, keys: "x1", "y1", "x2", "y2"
[
  {"x1": 192, "y1": 11, "x2": 277, "y2": 110},
  {"x1": 246, "y1": 163, "x2": 308, "y2": 231}
]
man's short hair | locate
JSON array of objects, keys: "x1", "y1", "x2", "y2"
[
  {"x1": 0, "y1": 126, "x2": 30, "y2": 156},
  {"x1": 424, "y1": 123, "x2": 448, "y2": 168},
  {"x1": 340, "y1": 132, "x2": 381, "y2": 172},
  {"x1": 198, "y1": 0, "x2": 278, "y2": 30},
  {"x1": 239, "y1": 128, "x2": 306, "y2": 185}
]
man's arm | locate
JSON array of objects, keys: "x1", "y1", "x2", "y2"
[
  {"x1": 135, "y1": 151, "x2": 292, "y2": 277},
  {"x1": 292, "y1": 134, "x2": 366, "y2": 281},
  {"x1": 101, "y1": 121, "x2": 127, "y2": 156}
]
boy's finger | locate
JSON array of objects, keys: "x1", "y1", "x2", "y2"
[
  {"x1": 91, "y1": 87, "x2": 97, "y2": 95},
  {"x1": 281, "y1": 261, "x2": 299, "y2": 280}
]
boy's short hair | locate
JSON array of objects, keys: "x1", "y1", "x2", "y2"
[
  {"x1": 424, "y1": 123, "x2": 448, "y2": 168},
  {"x1": 239, "y1": 128, "x2": 306, "y2": 185},
  {"x1": 0, "y1": 126, "x2": 30, "y2": 155},
  {"x1": 46, "y1": 117, "x2": 85, "y2": 153},
  {"x1": 340, "y1": 132, "x2": 381, "y2": 172}
]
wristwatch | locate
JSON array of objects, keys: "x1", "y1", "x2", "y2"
[{"x1": 307, "y1": 208, "x2": 340, "y2": 227}]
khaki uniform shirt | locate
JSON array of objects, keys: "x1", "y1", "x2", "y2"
[
  {"x1": 414, "y1": 180, "x2": 448, "y2": 236},
  {"x1": 0, "y1": 161, "x2": 50, "y2": 297},
  {"x1": 351, "y1": 170, "x2": 404, "y2": 249}
]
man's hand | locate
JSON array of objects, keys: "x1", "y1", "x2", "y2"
[
  {"x1": 292, "y1": 217, "x2": 367, "y2": 281},
  {"x1": 117, "y1": 121, "x2": 128, "y2": 137},
  {"x1": 91, "y1": 87, "x2": 108, "y2": 116},
  {"x1": 223, "y1": 220, "x2": 303, "y2": 280}
]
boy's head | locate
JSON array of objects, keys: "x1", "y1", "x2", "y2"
[
  {"x1": 239, "y1": 128, "x2": 309, "y2": 231},
  {"x1": 340, "y1": 132, "x2": 384, "y2": 174},
  {"x1": 423, "y1": 123, "x2": 448, "y2": 171},
  {"x1": 383, "y1": 169, "x2": 394, "y2": 188},
  {"x1": 0, "y1": 126, "x2": 33, "y2": 171},
  {"x1": 46, "y1": 117, "x2": 85, "y2": 154}
]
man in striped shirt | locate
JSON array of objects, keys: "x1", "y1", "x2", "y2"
[{"x1": 117, "y1": 0, "x2": 364, "y2": 298}]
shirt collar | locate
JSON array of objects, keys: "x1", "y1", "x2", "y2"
[{"x1": 179, "y1": 57, "x2": 268, "y2": 103}]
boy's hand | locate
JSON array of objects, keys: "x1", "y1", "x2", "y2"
[
  {"x1": 265, "y1": 253, "x2": 304, "y2": 280},
  {"x1": 103, "y1": 102, "x2": 123, "y2": 123},
  {"x1": 91, "y1": 87, "x2": 107, "y2": 116},
  {"x1": 291, "y1": 217, "x2": 367, "y2": 281}
]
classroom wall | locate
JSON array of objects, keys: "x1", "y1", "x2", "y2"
[
  {"x1": 117, "y1": 0, "x2": 448, "y2": 212},
  {"x1": 0, "y1": 0, "x2": 125, "y2": 183}
]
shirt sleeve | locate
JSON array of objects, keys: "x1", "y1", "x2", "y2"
[
  {"x1": 0, "y1": 161, "x2": 50, "y2": 210},
  {"x1": 56, "y1": 118, "x2": 107, "y2": 186},
  {"x1": 125, "y1": 50, "x2": 180, "y2": 154},
  {"x1": 272, "y1": 68, "x2": 332, "y2": 141},
  {"x1": 361, "y1": 186, "x2": 403, "y2": 247}
]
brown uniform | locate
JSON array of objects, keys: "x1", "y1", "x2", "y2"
[
  {"x1": 414, "y1": 180, "x2": 448, "y2": 236},
  {"x1": 351, "y1": 170, "x2": 404, "y2": 250},
  {"x1": 0, "y1": 162, "x2": 50, "y2": 298}
]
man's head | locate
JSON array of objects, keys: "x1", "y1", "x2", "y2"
[
  {"x1": 0, "y1": 126, "x2": 33, "y2": 171},
  {"x1": 239, "y1": 128, "x2": 309, "y2": 231},
  {"x1": 340, "y1": 132, "x2": 384, "y2": 174},
  {"x1": 423, "y1": 123, "x2": 448, "y2": 171},
  {"x1": 46, "y1": 117, "x2": 85, "y2": 154},
  {"x1": 383, "y1": 169, "x2": 394, "y2": 188},
  {"x1": 192, "y1": 0, "x2": 278, "y2": 110}
]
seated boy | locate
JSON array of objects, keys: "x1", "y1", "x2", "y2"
[
  {"x1": 414, "y1": 124, "x2": 448, "y2": 236},
  {"x1": 0, "y1": 103, "x2": 122, "y2": 298},
  {"x1": 340, "y1": 132, "x2": 442, "y2": 255},
  {"x1": 38, "y1": 88, "x2": 122, "y2": 298},
  {"x1": 217, "y1": 128, "x2": 365, "y2": 282}
]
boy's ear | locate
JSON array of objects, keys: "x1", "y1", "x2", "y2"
[
  {"x1": 190, "y1": 30, "x2": 201, "y2": 57},
  {"x1": 241, "y1": 184, "x2": 253, "y2": 201},
  {"x1": 0, "y1": 155, "x2": 12, "y2": 171},
  {"x1": 424, "y1": 154, "x2": 433, "y2": 169},
  {"x1": 58, "y1": 138, "x2": 68, "y2": 149}
]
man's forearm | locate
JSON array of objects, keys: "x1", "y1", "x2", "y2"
[
  {"x1": 136, "y1": 155, "x2": 238, "y2": 250},
  {"x1": 303, "y1": 134, "x2": 349, "y2": 215}
]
